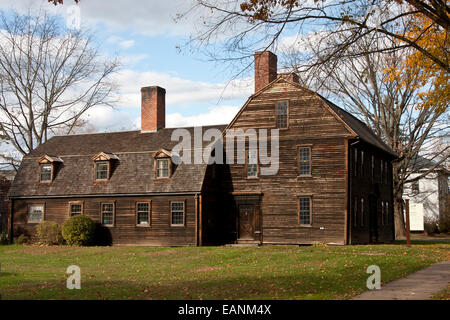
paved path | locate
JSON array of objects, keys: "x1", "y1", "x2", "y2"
[{"x1": 352, "y1": 260, "x2": 450, "y2": 300}]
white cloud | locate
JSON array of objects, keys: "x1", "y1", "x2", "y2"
[
  {"x1": 106, "y1": 36, "x2": 135, "y2": 49},
  {"x1": 112, "y1": 69, "x2": 252, "y2": 109},
  {"x1": 83, "y1": 105, "x2": 138, "y2": 133},
  {"x1": 0, "y1": 0, "x2": 201, "y2": 36},
  {"x1": 166, "y1": 105, "x2": 239, "y2": 128}
]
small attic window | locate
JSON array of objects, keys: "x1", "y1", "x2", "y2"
[
  {"x1": 153, "y1": 149, "x2": 172, "y2": 179},
  {"x1": 40, "y1": 164, "x2": 52, "y2": 182},
  {"x1": 92, "y1": 152, "x2": 119, "y2": 181},
  {"x1": 38, "y1": 155, "x2": 63, "y2": 183},
  {"x1": 96, "y1": 161, "x2": 109, "y2": 180}
]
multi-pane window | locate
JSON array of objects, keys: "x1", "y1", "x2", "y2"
[
  {"x1": 136, "y1": 202, "x2": 150, "y2": 226},
  {"x1": 381, "y1": 201, "x2": 385, "y2": 225},
  {"x1": 385, "y1": 202, "x2": 389, "y2": 224},
  {"x1": 361, "y1": 151, "x2": 364, "y2": 177},
  {"x1": 28, "y1": 204, "x2": 44, "y2": 223},
  {"x1": 354, "y1": 148, "x2": 358, "y2": 176},
  {"x1": 69, "y1": 203, "x2": 82, "y2": 217},
  {"x1": 353, "y1": 197, "x2": 358, "y2": 227},
  {"x1": 247, "y1": 149, "x2": 258, "y2": 177},
  {"x1": 411, "y1": 181, "x2": 420, "y2": 194},
  {"x1": 385, "y1": 161, "x2": 388, "y2": 184},
  {"x1": 171, "y1": 201, "x2": 185, "y2": 226},
  {"x1": 101, "y1": 203, "x2": 114, "y2": 226},
  {"x1": 276, "y1": 101, "x2": 288, "y2": 128},
  {"x1": 96, "y1": 161, "x2": 109, "y2": 180},
  {"x1": 40, "y1": 165, "x2": 52, "y2": 182},
  {"x1": 371, "y1": 155, "x2": 375, "y2": 182},
  {"x1": 380, "y1": 161, "x2": 384, "y2": 183},
  {"x1": 156, "y1": 159, "x2": 170, "y2": 178},
  {"x1": 299, "y1": 147, "x2": 311, "y2": 176},
  {"x1": 298, "y1": 197, "x2": 311, "y2": 225},
  {"x1": 360, "y1": 198, "x2": 364, "y2": 227}
]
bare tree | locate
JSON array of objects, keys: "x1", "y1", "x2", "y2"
[
  {"x1": 178, "y1": 0, "x2": 448, "y2": 73},
  {"x1": 285, "y1": 32, "x2": 449, "y2": 238},
  {"x1": 0, "y1": 10, "x2": 120, "y2": 170}
]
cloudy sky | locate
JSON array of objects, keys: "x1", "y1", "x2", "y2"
[{"x1": 0, "y1": 0, "x2": 255, "y2": 132}]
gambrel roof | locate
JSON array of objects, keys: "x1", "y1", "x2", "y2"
[{"x1": 9, "y1": 125, "x2": 227, "y2": 198}]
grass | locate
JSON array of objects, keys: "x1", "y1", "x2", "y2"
[
  {"x1": 0, "y1": 242, "x2": 448, "y2": 300},
  {"x1": 432, "y1": 284, "x2": 450, "y2": 300}
]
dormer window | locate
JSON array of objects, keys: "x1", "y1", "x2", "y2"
[
  {"x1": 153, "y1": 149, "x2": 173, "y2": 179},
  {"x1": 38, "y1": 155, "x2": 63, "y2": 183},
  {"x1": 92, "y1": 152, "x2": 119, "y2": 181},
  {"x1": 157, "y1": 159, "x2": 170, "y2": 178},
  {"x1": 40, "y1": 164, "x2": 52, "y2": 182},
  {"x1": 96, "y1": 161, "x2": 109, "y2": 180}
]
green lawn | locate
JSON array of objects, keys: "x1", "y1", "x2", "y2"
[{"x1": 0, "y1": 243, "x2": 448, "y2": 300}]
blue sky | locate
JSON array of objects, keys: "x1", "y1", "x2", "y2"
[{"x1": 0, "y1": 0, "x2": 256, "y2": 132}]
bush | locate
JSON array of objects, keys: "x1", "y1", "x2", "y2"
[
  {"x1": 15, "y1": 234, "x2": 29, "y2": 244},
  {"x1": 0, "y1": 232, "x2": 8, "y2": 245},
  {"x1": 36, "y1": 221, "x2": 64, "y2": 245},
  {"x1": 62, "y1": 215, "x2": 96, "y2": 246},
  {"x1": 424, "y1": 216, "x2": 439, "y2": 235}
]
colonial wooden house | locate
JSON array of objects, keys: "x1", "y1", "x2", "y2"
[{"x1": 8, "y1": 51, "x2": 396, "y2": 245}]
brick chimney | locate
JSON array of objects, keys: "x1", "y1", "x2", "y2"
[
  {"x1": 280, "y1": 72, "x2": 299, "y2": 84},
  {"x1": 254, "y1": 51, "x2": 277, "y2": 93},
  {"x1": 141, "y1": 86, "x2": 165, "y2": 132}
]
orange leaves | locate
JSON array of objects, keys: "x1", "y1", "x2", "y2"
[
  {"x1": 240, "y1": 0, "x2": 301, "y2": 22},
  {"x1": 383, "y1": 14, "x2": 449, "y2": 113}
]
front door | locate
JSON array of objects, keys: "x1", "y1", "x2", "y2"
[{"x1": 239, "y1": 205, "x2": 254, "y2": 240}]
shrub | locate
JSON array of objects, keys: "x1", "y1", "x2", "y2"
[
  {"x1": 15, "y1": 234, "x2": 29, "y2": 244},
  {"x1": 424, "y1": 216, "x2": 439, "y2": 235},
  {"x1": 36, "y1": 221, "x2": 64, "y2": 245},
  {"x1": 62, "y1": 215, "x2": 96, "y2": 246},
  {"x1": 0, "y1": 232, "x2": 8, "y2": 245}
]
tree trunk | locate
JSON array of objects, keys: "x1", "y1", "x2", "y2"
[{"x1": 393, "y1": 165, "x2": 406, "y2": 239}]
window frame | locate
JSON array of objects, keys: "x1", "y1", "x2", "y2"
[
  {"x1": 136, "y1": 201, "x2": 151, "y2": 227},
  {"x1": 360, "y1": 150, "x2": 364, "y2": 177},
  {"x1": 170, "y1": 200, "x2": 186, "y2": 227},
  {"x1": 100, "y1": 201, "x2": 115, "y2": 227},
  {"x1": 297, "y1": 146, "x2": 312, "y2": 177},
  {"x1": 245, "y1": 148, "x2": 259, "y2": 179},
  {"x1": 297, "y1": 196, "x2": 312, "y2": 226},
  {"x1": 27, "y1": 203, "x2": 45, "y2": 224},
  {"x1": 68, "y1": 201, "x2": 84, "y2": 217},
  {"x1": 360, "y1": 198, "x2": 365, "y2": 227},
  {"x1": 155, "y1": 158, "x2": 171, "y2": 179},
  {"x1": 275, "y1": 100, "x2": 289, "y2": 129},
  {"x1": 95, "y1": 161, "x2": 110, "y2": 181},
  {"x1": 39, "y1": 164, "x2": 54, "y2": 183},
  {"x1": 411, "y1": 180, "x2": 420, "y2": 194}
]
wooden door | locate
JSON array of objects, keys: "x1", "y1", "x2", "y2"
[{"x1": 239, "y1": 205, "x2": 254, "y2": 240}]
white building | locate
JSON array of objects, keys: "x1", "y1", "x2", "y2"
[{"x1": 403, "y1": 156, "x2": 449, "y2": 231}]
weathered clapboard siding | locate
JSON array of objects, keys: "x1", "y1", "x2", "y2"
[
  {"x1": 12, "y1": 195, "x2": 197, "y2": 246},
  {"x1": 223, "y1": 80, "x2": 352, "y2": 245}
]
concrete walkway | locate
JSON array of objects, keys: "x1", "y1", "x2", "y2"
[{"x1": 352, "y1": 260, "x2": 450, "y2": 300}]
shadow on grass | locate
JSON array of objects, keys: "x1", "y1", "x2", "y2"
[
  {"x1": 1, "y1": 272, "x2": 366, "y2": 300},
  {"x1": 394, "y1": 240, "x2": 450, "y2": 245}
]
